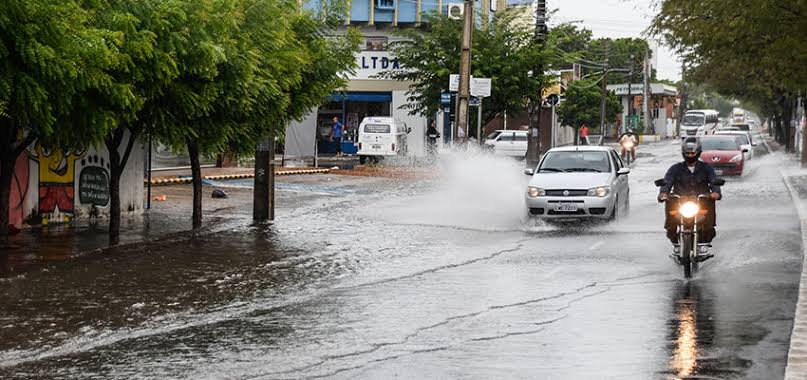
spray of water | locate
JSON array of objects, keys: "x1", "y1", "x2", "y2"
[{"x1": 362, "y1": 145, "x2": 542, "y2": 232}]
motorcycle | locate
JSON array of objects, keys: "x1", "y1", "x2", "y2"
[
  {"x1": 655, "y1": 178, "x2": 725, "y2": 278},
  {"x1": 621, "y1": 139, "x2": 636, "y2": 165}
]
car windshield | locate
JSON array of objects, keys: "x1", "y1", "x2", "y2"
[
  {"x1": 716, "y1": 133, "x2": 749, "y2": 145},
  {"x1": 364, "y1": 124, "x2": 391, "y2": 133},
  {"x1": 486, "y1": 131, "x2": 502, "y2": 140},
  {"x1": 733, "y1": 124, "x2": 750, "y2": 131},
  {"x1": 682, "y1": 115, "x2": 704, "y2": 125},
  {"x1": 700, "y1": 138, "x2": 740, "y2": 151},
  {"x1": 539, "y1": 151, "x2": 611, "y2": 173}
]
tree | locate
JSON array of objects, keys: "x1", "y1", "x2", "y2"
[
  {"x1": 382, "y1": 11, "x2": 554, "y2": 131},
  {"x1": 556, "y1": 79, "x2": 622, "y2": 145},
  {"x1": 0, "y1": 0, "x2": 117, "y2": 243}
]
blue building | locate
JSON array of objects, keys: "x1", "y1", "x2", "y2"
[{"x1": 284, "y1": 0, "x2": 507, "y2": 159}]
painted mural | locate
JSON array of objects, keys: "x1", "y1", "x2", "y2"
[
  {"x1": 28, "y1": 146, "x2": 85, "y2": 223},
  {"x1": 5, "y1": 136, "x2": 142, "y2": 229}
]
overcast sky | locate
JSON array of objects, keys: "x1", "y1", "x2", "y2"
[{"x1": 551, "y1": 0, "x2": 681, "y2": 81}]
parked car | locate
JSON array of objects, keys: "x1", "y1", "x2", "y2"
[
  {"x1": 715, "y1": 130, "x2": 755, "y2": 160},
  {"x1": 524, "y1": 146, "x2": 630, "y2": 220},
  {"x1": 484, "y1": 130, "x2": 528, "y2": 157},
  {"x1": 357, "y1": 117, "x2": 410, "y2": 164},
  {"x1": 699, "y1": 135, "x2": 748, "y2": 176}
]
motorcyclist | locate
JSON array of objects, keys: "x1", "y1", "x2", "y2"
[
  {"x1": 426, "y1": 122, "x2": 440, "y2": 155},
  {"x1": 657, "y1": 137, "x2": 722, "y2": 254},
  {"x1": 618, "y1": 128, "x2": 638, "y2": 162}
]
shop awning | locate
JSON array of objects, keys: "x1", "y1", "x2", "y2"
[{"x1": 328, "y1": 92, "x2": 392, "y2": 103}]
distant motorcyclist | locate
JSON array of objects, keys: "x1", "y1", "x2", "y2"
[
  {"x1": 657, "y1": 137, "x2": 722, "y2": 253},
  {"x1": 426, "y1": 122, "x2": 440, "y2": 155},
  {"x1": 619, "y1": 128, "x2": 638, "y2": 162}
]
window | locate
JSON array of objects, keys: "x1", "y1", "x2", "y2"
[
  {"x1": 375, "y1": 0, "x2": 394, "y2": 9},
  {"x1": 513, "y1": 133, "x2": 528, "y2": 142},
  {"x1": 611, "y1": 151, "x2": 623, "y2": 169},
  {"x1": 498, "y1": 132, "x2": 515, "y2": 142},
  {"x1": 486, "y1": 131, "x2": 502, "y2": 140},
  {"x1": 700, "y1": 138, "x2": 739, "y2": 151},
  {"x1": 364, "y1": 124, "x2": 391, "y2": 133}
]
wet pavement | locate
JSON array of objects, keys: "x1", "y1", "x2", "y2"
[{"x1": 0, "y1": 133, "x2": 801, "y2": 379}]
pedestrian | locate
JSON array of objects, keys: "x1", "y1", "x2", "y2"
[
  {"x1": 330, "y1": 116, "x2": 344, "y2": 156},
  {"x1": 580, "y1": 124, "x2": 589, "y2": 145}
]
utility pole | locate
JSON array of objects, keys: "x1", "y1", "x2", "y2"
[
  {"x1": 643, "y1": 48, "x2": 651, "y2": 134},
  {"x1": 253, "y1": 134, "x2": 275, "y2": 222},
  {"x1": 526, "y1": 0, "x2": 547, "y2": 168},
  {"x1": 676, "y1": 61, "x2": 687, "y2": 138},
  {"x1": 599, "y1": 39, "x2": 610, "y2": 145},
  {"x1": 626, "y1": 54, "x2": 634, "y2": 134},
  {"x1": 454, "y1": 0, "x2": 474, "y2": 144}
]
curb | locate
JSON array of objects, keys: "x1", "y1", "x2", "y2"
[
  {"x1": 781, "y1": 171, "x2": 807, "y2": 380},
  {"x1": 144, "y1": 168, "x2": 330, "y2": 186}
]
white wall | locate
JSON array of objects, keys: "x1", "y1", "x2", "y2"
[
  {"x1": 393, "y1": 90, "x2": 427, "y2": 156},
  {"x1": 285, "y1": 111, "x2": 318, "y2": 158}
]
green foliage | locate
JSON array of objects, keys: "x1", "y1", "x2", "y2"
[
  {"x1": 556, "y1": 79, "x2": 622, "y2": 131},
  {"x1": 651, "y1": 0, "x2": 807, "y2": 121},
  {"x1": 382, "y1": 10, "x2": 555, "y2": 125}
]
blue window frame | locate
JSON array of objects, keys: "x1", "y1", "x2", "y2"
[{"x1": 375, "y1": 0, "x2": 395, "y2": 10}]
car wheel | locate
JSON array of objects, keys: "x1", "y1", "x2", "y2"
[{"x1": 609, "y1": 197, "x2": 618, "y2": 221}]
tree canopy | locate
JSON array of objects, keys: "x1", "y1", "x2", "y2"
[{"x1": 556, "y1": 78, "x2": 622, "y2": 141}]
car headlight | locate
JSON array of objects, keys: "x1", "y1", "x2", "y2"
[
  {"x1": 527, "y1": 187, "x2": 545, "y2": 198},
  {"x1": 679, "y1": 201, "x2": 699, "y2": 218},
  {"x1": 587, "y1": 186, "x2": 610, "y2": 197},
  {"x1": 730, "y1": 154, "x2": 743, "y2": 162}
]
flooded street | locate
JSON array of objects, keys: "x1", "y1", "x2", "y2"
[{"x1": 0, "y1": 138, "x2": 801, "y2": 379}]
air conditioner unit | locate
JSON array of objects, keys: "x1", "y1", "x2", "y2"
[{"x1": 447, "y1": 3, "x2": 464, "y2": 20}]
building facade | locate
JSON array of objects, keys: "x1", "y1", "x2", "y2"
[
  {"x1": 607, "y1": 83, "x2": 678, "y2": 137},
  {"x1": 285, "y1": 0, "x2": 507, "y2": 159}
]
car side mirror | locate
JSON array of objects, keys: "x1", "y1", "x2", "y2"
[
  {"x1": 654, "y1": 178, "x2": 667, "y2": 187},
  {"x1": 742, "y1": 148, "x2": 749, "y2": 153},
  {"x1": 524, "y1": 168, "x2": 535, "y2": 176},
  {"x1": 617, "y1": 168, "x2": 630, "y2": 175},
  {"x1": 713, "y1": 178, "x2": 726, "y2": 186}
]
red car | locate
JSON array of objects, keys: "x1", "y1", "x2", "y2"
[{"x1": 699, "y1": 136, "x2": 748, "y2": 176}]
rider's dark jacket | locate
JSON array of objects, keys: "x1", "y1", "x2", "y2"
[{"x1": 660, "y1": 160, "x2": 722, "y2": 196}]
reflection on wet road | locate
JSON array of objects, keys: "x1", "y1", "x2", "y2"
[{"x1": 0, "y1": 137, "x2": 801, "y2": 379}]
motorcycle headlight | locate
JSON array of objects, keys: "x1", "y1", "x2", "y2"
[
  {"x1": 587, "y1": 186, "x2": 610, "y2": 197},
  {"x1": 679, "y1": 201, "x2": 700, "y2": 218},
  {"x1": 527, "y1": 187, "x2": 545, "y2": 198},
  {"x1": 730, "y1": 154, "x2": 743, "y2": 162}
]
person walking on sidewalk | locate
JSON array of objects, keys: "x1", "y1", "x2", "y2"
[
  {"x1": 579, "y1": 124, "x2": 589, "y2": 145},
  {"x1": 330, "y1": 116, "x2": 345, "y2": 156}
]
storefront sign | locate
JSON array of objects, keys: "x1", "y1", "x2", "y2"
[{"x1": 354, "y1": 51, "x2": 403, "y2": 80}]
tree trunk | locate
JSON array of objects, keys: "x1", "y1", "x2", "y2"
[{"x1": 188, "y1": 139, "x2": 203, "y2": 229}]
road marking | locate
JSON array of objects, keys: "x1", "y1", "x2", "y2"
[{"x1": 589, "y1": 241, "x2": 605, "y2": 251}]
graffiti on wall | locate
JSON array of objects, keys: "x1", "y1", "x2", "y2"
[
  {"x1": 28, "y1": 146, "x2": 84, "y2": 223},
  {"x1": 78, "y1": 154, "x2": 110, "y2": 207}
]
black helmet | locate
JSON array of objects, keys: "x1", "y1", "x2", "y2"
[{"x1": 681, "y1": 137, "x2": 701, "y2": 163}]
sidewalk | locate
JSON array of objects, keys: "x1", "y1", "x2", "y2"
[
  {"x1": 774, "y1": 137, "x2": 807, "y2": 379},
  {"x1": 147, "y1": 166, "x2": 330, "y2": 185}
]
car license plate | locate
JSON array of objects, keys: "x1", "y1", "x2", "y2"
[
  {"x1": 714, "y1": 169, "x2": 723, "y2": 175},
  {"x1": 372, "y1": 144, "x2": 381, "y2": 149},
  {"x1": 554, "y1": 204, "x2": 578, "y2": 212}
]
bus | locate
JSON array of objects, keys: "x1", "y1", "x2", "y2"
[{"x1": 681, "y1": 109, "x2": 720, "y2": 137}]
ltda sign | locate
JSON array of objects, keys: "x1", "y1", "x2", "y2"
[{"x1": 354, "y1": 51, "x2": 404, "y2": 80}]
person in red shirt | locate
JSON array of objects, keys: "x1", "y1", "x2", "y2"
[{"x1": 579, "y1": 124, "x2": 589, "y2": 145}]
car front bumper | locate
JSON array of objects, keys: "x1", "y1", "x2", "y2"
[{"x1": 525, "y1": 194, "x2": 616, "y2": 219}]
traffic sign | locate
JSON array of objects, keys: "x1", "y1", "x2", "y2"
[
  {"x1": 545, "y1": 93, "x2": 560, "y2": 106},
  {"x1": 470, "y1": 77, "x2": 492, "y2": 97}
]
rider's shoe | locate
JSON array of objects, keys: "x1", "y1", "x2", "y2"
[
  {"x1": 673, "y1": 243, "x2": 681, "y2": 255},
  {"x1": 697, "y1": 243, "x2": 712, "y2": 254}
]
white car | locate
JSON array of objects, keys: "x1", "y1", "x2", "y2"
[
  {"x1": 715, "y1": 130, "x2": 756, "y2": 160},
  {"x1": 484, "y1": 130, "x2": 528, "y2": 157},
  {"x1": 524, "y1": 146, "x2": 631, "y2": 220}
]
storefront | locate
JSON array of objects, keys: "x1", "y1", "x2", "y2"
[{"x1": 284, "y1": 37, "x2": 428, "y2": 159}]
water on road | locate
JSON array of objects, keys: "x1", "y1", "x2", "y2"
[{"x1": 0, "y1": 136, "x2": 801, "y2": 379}]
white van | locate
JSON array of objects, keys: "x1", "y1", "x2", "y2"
[{"x1": 357, "y1": 117, "x2": 410, "y2": 164}]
